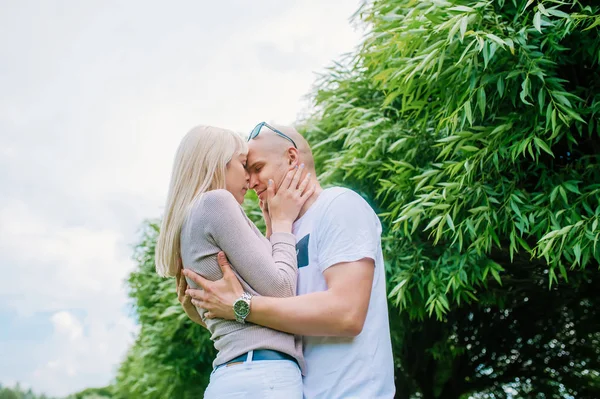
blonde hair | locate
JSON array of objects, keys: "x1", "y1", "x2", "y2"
[{"x1": 155, "y1": 125, "x2": 247, "y2": 277}]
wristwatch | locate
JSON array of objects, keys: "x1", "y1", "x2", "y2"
[{"x1": 233, "y1": 292, "x2": 253, "y2": 324}]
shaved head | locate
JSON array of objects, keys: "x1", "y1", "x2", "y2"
[
  {"x1": 248, "y1": 124, "x2": 315, "y2": 171},
  {"x1": 245, "y1": 123, "x2": 316, "y2": 202}
]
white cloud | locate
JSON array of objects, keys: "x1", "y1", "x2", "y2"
[
  {"x1": 0, "y1": 200, "x2": 135, "y2": 316},
  {"x1": 31, "y1": 311, "x2": 136, "y2": 396},
  {"x1": 0, "y1": 0, "x2": 362, "y2": 396},
  {"x1": 51, "y1": 311, "x2": 84, "y2": 341}
]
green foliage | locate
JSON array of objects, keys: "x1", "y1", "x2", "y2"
[
  {"x1": 243, "y1": 189, "x2": 266, "y2": 232},
  {"x1": 112, "y1": 221, "x2": 215, "y2": 398},
  {"x1": 304, "y1": 0, "x2": 600, "y2": 320},
  {"x1": 0, "y1": 384, "x2": 52, "y2": 399},
  {"x1": 66, "y1": 386, "x2": 113, "y2": 399},
  {"x1": 300, "y1": 0, "x2": 600, "y2": 397},
  {"x1": 0, "y1": 382, "x2": 114, "y2": 399}
]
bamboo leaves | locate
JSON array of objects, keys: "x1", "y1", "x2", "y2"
[
  {"x1": 534, "y1": 11, "x2": 542, "y2": 33},
  {"x1": 303, "y1": 0, "x2": 600, "y2": 321}
]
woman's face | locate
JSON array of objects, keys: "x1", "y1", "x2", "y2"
[{"x1": 225, "y1": 152, "x2": 250, "y2": 204}]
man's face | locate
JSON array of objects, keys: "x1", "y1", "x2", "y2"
[{"x1": 246, "y1": 140, "x2": 289, "y2": 201}]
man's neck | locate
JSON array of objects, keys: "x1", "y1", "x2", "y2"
[{"x1": 296, "y1": 182, "x2": 324, "y2": 221}]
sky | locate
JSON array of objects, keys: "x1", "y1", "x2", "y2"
[{"x1": 0, "y1": 0, "x2": 362, "y2": 396}]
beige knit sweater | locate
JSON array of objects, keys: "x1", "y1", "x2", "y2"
[{"x1": 180, "y1": 189, "x2": 304, "y2": 372}]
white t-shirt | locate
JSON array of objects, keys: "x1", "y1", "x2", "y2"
[{"x1": 293, "y1": 187, "x2": 395, "y2": 399}]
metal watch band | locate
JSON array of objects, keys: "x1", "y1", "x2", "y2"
[{"x1": 234, "y1": 292, "x2": 252, "y2": 324}]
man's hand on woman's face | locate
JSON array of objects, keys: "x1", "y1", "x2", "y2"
[{"x1": 183, "y1": 252, "x2": 243, "y2": 321}]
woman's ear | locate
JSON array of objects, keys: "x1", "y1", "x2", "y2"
[{"x1": 287, "y1": 147, "x2": 300, "y2": 167}]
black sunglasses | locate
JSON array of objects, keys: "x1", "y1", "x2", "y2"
[{"x1": 248, "y1": 122, "x2": 297, "y2": 149}]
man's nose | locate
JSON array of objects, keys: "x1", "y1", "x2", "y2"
[{"x1": 249, "y1": 174, "x2": 258, "y2": 189}]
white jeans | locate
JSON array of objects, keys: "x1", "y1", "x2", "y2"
[{"x1": 204, "y1": 351, "x2": 302, "y2": 399}]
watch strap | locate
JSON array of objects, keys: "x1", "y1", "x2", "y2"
[{"x1": 234, "y1": 292, "x2": 252, "y2": 324}]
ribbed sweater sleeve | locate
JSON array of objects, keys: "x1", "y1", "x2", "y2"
[{"x1": 196, "y1": 189, "x2": 298, "y2": 297}]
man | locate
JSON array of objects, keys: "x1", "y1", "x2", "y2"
[{"x1": 179, "y1": 123, "x2": 395, "y2": 398}]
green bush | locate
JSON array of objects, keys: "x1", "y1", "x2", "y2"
[
  {"x1": 0, "y1": 384, "x2": 52, "y2": 399},
  {"x1": 305, "y1": 0, "x2": 600, "y2": 318},
  {"x1": 300, "y1": 0, "x2": 600, "y2": 397}
]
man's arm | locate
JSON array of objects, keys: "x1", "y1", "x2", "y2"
[
  {"x1": 184, "y1": 254, "x2": 374, "y2": 337},
  {"x1": 248, "y1": 258, "x2": 374, "y2": 336}
]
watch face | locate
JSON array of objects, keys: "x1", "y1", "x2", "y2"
[{"x1": 234, "y1": 300, "x2": 250, "y2": 316}]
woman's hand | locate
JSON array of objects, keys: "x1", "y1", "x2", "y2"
[{"x1": 267, "y1": 164, "x2": 315, "y2": 233}]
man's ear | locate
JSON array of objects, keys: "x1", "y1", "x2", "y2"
[{"x1": 287, "y1": 147, "x2": 300, "y2": 167}]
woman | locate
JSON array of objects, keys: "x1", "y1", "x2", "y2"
[{"x1": 155, "y1": 125, "x2": 313, "y2": 398}]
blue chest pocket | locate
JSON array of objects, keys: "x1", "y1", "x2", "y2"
[{"x1": 296, "y1": 234, "x2": 310, "y2": 268}]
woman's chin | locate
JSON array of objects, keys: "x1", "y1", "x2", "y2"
[{"x1": 237, "y1": 189, "x2": 249, "y2": 204}]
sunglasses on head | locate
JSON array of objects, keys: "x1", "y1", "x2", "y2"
[{"x1": 248, "y1": 122, "x2": 298, "y2": 149}]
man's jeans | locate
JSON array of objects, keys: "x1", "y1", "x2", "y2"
[{"x1": 204, "y1": 351, "x2": 302, "y2": 399}]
